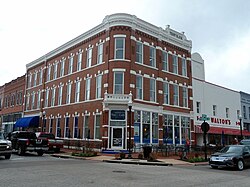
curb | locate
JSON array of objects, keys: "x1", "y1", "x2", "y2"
[
  {"x1": 103, "y1": 159, "x2": 173, "y2": 166},
  {"x1": 51, "y1": 154, "x2": 86, "y2": 160}
]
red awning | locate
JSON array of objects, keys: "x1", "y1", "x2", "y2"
[{"x1": 195, "y1": 125, "x2": 250, "y2": 136}]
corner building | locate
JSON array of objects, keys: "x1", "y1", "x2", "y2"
[{"x1": 24, "y1": 13, "x2": 193, "y2": 151}]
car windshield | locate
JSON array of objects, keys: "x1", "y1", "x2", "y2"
[
  {"x1": 220, "y1": 146, "x2": 243, "y2": 153},
  {"x1": 240, "y1": 140, "x2": 250, "y2": 145},
  {"x1": 39, "y1": 134, "x2": 55, "y2": 139}
]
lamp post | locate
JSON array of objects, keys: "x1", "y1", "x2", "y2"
[
  {"x1": 128, "y1": 104, "x2": 132, "y2": 159},
  {"x1": 42, "y1": 111, "x2": 46, "y2": 132},
  {"x1": 239, "y1": 115, "x2": 243, "y2": 141}
]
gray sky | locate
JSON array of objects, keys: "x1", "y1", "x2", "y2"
[{"x1": 1, "y1": 0, "x2": 250, "y2": 92}]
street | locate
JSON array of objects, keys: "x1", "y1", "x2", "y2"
[{"x1": 1, "y1": 153, "x2": 250, "y2": 187}]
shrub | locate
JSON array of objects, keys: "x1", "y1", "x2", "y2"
[
  {"x1": 120, "y1": 152, "x2": 126, "y2": 159},
  {"x1": 138, "y1": 153, "x2": 143, "y2": 159},
  {"x1": 188, "y1": 157, "x2": 206, "y2": 163}
]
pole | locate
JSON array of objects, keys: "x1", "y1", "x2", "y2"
[
  {"x1": 240, "y1": 118, "x2": 243, "y2": 141},
  {"x1": 128, "y1": 105, "x2": 132, "y2": 159}
]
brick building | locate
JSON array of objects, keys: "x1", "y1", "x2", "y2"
[
  {"x1": 0, "y1": 75, "x2": 25, "y2": 134},
  {"x1": 24, "y1": 13, "x2": 193, "y2": 150}
]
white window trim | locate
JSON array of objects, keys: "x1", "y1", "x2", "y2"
[{"x1": 114, "y1": 37, "x2": 125, "y2": 60}]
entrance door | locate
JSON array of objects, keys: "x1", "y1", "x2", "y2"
[{"x1": 111, "y1": 127, "x2": 123, "y2": 149}]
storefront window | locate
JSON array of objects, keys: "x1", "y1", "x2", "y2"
[
  {"x1": 143, "y1": 111, "x2": 150, "y2": 143},
  {"x1": 152, "y1": 113, "x2": 158, "y2": 143},
  {"x1": 181, "y1": 116, "x2": 190, "y2": 144},
  {"x1": 174, "y1": 116, "x2": 180, "y2": 144},
  {"x1": 163, "y1": 114, "x2": 173, "y2": 144}
]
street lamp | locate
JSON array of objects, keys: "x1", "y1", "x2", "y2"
[
  {"x1": 239, "y1": 115, "x2": 243, "y2": 141},
  {"x1": 42, "y1": 111, "x2": 46, "y2": 132},
  {"x1": 128, "y1": 104, "x2": 132, "y2": 159}
]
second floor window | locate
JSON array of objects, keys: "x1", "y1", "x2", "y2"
[
  {"x1": 163, "y1": 82, "x2": 169, "y2": 104},
  {"x1": 39, "y1": 70, "x2": 43, "y2": 85},
  {"x1": 45, "y1": 89, "x2": 49, "y2": 107},
  {"x1": 182, "y1": 87, "x2": 188, "y2": 108},
  {"x1": 243, "y1": 106, "x2": 246, "y2": 119},
  {"x1": 51, "y1": 87, "x2": 56, "y2": 106},
  {"x1": 53, "y1": 63, "x2": 58, "y2": 79},
  {"x1": 58, "y1": 86, "x2": 63, "y2": 105},
  {"x1": 182, "y1": 58, "x2": 187, "y2": 76},
  {"x1": 34, "y1": 72, "x2": 37, "y2": 86},
  {"x1": 37, "y1": 91, "x2": 41, "y2": 109},
  {"x1": 196, "y1": 102, "x2": 201, "y2": 113},
  {"x1": 68, "y1": 57, "x2": 73, "y2": 74},
  {"x1": 66, "y1": 84, "x2": 71, "y2": 104},
  {"x1": 96, "y1": 75, "x2": 102, "y2": 99},
  {"x1": 226, "y1": 108, "x2": 229, "y2": 118},
  {"x1": 114, "y1": 72, "x2": 124, "y2": 94},
  {"x1": 77, "y1": 53, "x2": 82, "y2": 71},
  {"x1": 85, "y1": 78, "x2": 91, "y2": 100},
  {"x1": 213, "y1": 105, "x2": 217, "y2": 116},
  {"x1": 136, "y1": 75, "x2": 143, "y2": 100},
  {"x1": 150, "y1": 79, "x2": 156, "y2": 102},
  {"x1": 31, "y1": 92, "x2": 35, "y2": 109},
  {"x1": 172, "y1": 55, "x2": 178, "y2": 74},
  {"x1": 47, "y1": 66, "x2": 51, "y2": 82},
  {"x1": 60, "y1": 60, "x2": 65, "y2": 77},
  {"x1": 173, "y1": 84, "x2": 179, "y2": 106},
  {"x1": 75, "y1": 81, "x2": 80, "y2": 102},
  {"x1": 115, "y1": 38, "x2": 125, "y2": 59}
]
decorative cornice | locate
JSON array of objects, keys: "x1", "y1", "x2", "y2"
[{"x1": 26, "y1": 13, "x2": 192, "y2": 70}]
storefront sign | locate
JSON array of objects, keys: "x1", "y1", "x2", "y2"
[
  {"x1": 111, "y1": 110, "x2": 125, "y2": 120},
  {"x1": 197, "y1": 115, "x2": 231, "y2": 125}
]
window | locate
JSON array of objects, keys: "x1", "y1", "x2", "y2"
[
  {"x1": 58, "y1": 85, "x2": 63, "y2": 105},
  {"x1": 149, "y1": 46, "x2": 156, "y2": 67},
  {"x1": 182, "y1": 87, "x2": 188, "y2": 108},
  {"x1": 136, "y1": 75, "x2": 143, "y2": 100},
  {"x1": 163, "y1": 82, "x2": 169, "y2": 104},
  {"x1": 64, "y1": 117, "x2": 70, "y2": 138},
  {"x1": 49, "y1": 119, "x2": 53, "y2": 133},
  {"x1": 150, "y1": 79, "x2": 156, "y2": 102},
  {"x1": 74, "y1": 116, "x2": 79, "y2": 139},
  {"x1": 136, "y1": 42, "x2": 143, "y2": 63},
  {"x1": 196, "y1": 102, "x2": 201, "y2": 113},
  {"x1": 28, "y1": 74, "x2": 32, "y2": 88},
  {"x1": 152, "y1": 113, "x2": 158, "y2": 143},
  {"x1": 75, "y1": 81, "x2": 80, "y2": 102},
  {"x1": 84, "y1": 115, "x2": 90, "y2": 139},
  {"x1": 213, "y1": 105, "x2": 217, "y2": 116},
  {"x1": 26, "y1": 94, "x2": 30, "y2": 110},
  {"x1": 243, "y1": 106, "x2": 246, "y2": 119},
  {"x1": 16, "y1": 93, "x2": 19, "y2": 105},
  {"x1": 96, "y1": 75, "x2": 102, "y2": 99},
  {"x1": 114, "y1": 72, "x2": 124, "y2": 94},
  {"x1": 66, "y1": 84, "x2": 71, "y2": 104},
  {"x1": 115, "y1": 38, "x2": 125, "y2": 59},
  {"x1": 142, "y1": 111, "x2": 150, "y2": 143},
  {"x1": 181, "y1": 116, "x2": 190, "y2": 144},
  {"x1": 162, "y1": 51, "x2": 168, "y2": 71},
  {"x1": 163, "y1": 114, "x2": 173, "y2": 144},
  {"x1": 173, "y1": 84, "x2": 179, "y2": 106},
  {"x1": 56, "y1": 118, "x2": 61, "y2": 138},
  {"x1": 47, "y1": 66, "x2": 51, "y2": 82},
  {"x1": 94, "y1": 114, "x2": 101, "y2": 139},
  {"x1": 172, "y1": 55, "x2": 178, "y2": 74},
  {"x1": 31, "y1": 92, "x2": 35, "y2": 109},
  {"x1": 45, "y1": 89, "x2": 49, "y2": 107},
  {"x1": 226, "y1": 108, "x2": 229, "y2": 118},
  {"x1": 34, "y1": 72, "x2": 37, "y2": 86},
  {"x1": 174, "y1": 115, "x2": 180, "y2": 144},
  {"x1": 182, "y1": 58, "x2": 187, "y2": 76},
  {"x1": 97, "y1": 43, "x2": 103, "y2": 64},
  {"x1": 51, "y1": 87, "x2": 56, "y2": 106},
  {"x1": 77, "y1": 53, "x2": 82, "y2": 71},
  {"x1": 37, "y1": 90, "x2": 41, "y2": 109},
  {"x1": 85, "y1": 78, "x2": 91, "y2": 100},
  {"x1": 39, "y1": 70, "x2": 43, "y2": 85},
  {"x1": 86, "y1": 48, "x2": 92, "y2": 68},
  {"x1": 60, "y1": 60, "x2": 65, "y2": 77},
  {"x1": 53, "y1": 63, "x2": 58, "y2": 79},
  {"x1": 19, "y1": 92, "x2": 23, "y2": 105},
  {"x1": 68, "y1": 57, "x2": 73, "y2": 74}
]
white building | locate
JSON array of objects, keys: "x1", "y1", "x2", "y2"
[{"x1": 192, "y1": 53, "x2": 249, "y2": 146}]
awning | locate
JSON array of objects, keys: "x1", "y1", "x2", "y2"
[
  {"x1": 195, "y1": 125, "x2": 250, "y2": 136},
  {"x1": 15, "y1": 116, "x2": 39, "y2": 128}
]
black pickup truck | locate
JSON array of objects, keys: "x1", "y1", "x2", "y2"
[{"x1": 7, "y1": 131, "x2": 49, "y2": 156}]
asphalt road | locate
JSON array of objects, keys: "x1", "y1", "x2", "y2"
[{"x1": 1, "y1": 153, "x2": 250, "y2": 187}]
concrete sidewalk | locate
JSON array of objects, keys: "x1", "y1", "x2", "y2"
[{"x1": 51, "y1": 149, "x2": 209, "y2": 166}]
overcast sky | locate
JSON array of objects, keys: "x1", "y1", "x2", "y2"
[{"x1": 1, "y1": 0, "x2": 250, "y2": 93}]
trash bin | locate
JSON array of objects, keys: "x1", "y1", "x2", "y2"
[{"x1": 143, "y1": 145, "x2": 152, "y2": 159}]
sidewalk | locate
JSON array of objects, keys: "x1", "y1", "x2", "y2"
[{"x1": 51, "y1": 148, "x2": 209, "y2": 166}]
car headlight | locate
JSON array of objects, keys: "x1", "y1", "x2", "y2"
[
  {"x1": 224, "y1": 157, "x2": 233, "y2": 161},
  {"x1": 7, "y1": 141, "x2": 12, "y2": 147}
]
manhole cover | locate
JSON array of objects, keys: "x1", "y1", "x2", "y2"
[{"x1": 112, "y1": 170, "x2": 126, "y2": 173}]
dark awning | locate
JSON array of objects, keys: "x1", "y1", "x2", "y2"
[{"x1": 15, "y1": 116, "x2": 39, "y2": 128}]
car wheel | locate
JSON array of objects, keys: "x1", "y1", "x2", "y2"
[
  {"x1": 5, "y1": 154, "x2": 11, "y2": 159},
  {"x1": 37, "y1": 151, "x2": 44, "y2": 156},
  {"x1": 237, "y1": 160, "x2": 244, "y2": 171},
  {"x1": 18, "y1": 147, "x2": 24, "y2": 156},
  {"x1": 211, "y1": 165, "x2": 218, "y2": 169}
]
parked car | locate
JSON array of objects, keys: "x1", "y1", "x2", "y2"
[
  {"x1": 35, "y1": 132, "x2": 63, "y2": 153},
  {"x1": 240, "y1": 139, "x2": 250, "y2": 145},
  {"x1": 7, "y1": 131, "x2": 49, "y2": 156},
  {"x1": 209, "y1": 145, "x2": 250, "y2": 170},
  {"x1": 0, "y1": 131, "x2": 12, "y2": 159}
]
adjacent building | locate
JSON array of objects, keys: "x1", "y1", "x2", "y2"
[
  {"x1": 240, "y1": 92, "x2": 250, "y2": 132},
  {"x1": 192, "y1": 53, "x2": 250, "y2": 146},
  {"x1": 0, "y1": 75, "x2": 25, "y2": 134},
  {"x1": 23, "y1": 13, "x2": 193, "y2": 150}
]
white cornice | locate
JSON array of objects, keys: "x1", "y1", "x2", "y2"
[{"x1": 26, "y1": 13, "x2": 192, "y2": 70}]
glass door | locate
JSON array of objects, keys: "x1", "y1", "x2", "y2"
[{"x1": 111, "y1": 127, "x2": 123, "y2": 149}]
